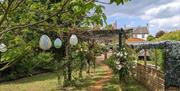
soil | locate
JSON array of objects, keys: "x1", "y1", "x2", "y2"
[{"x1": 88, "y1": 54, "x2": 112, "y2": 91}]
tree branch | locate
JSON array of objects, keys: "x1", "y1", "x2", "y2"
[
  {"x1": 0, "y1": 0, "x2": 70, "y2": 36},
  {"x1": 0, "y1": 0, "x2": 14, "y2": 27},
  {"x1": 10, "y1": 0, "x2": 26, "y2": 12},
  {"x1": 0, "y1": 3, "x2": 6, "y2": 13}
]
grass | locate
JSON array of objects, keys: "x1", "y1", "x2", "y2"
[
  {"x1": 121, "y1": 79, "x2": 149, "y2": 91},
  {"x1": 0, "y1": 73, "x2": 58, "y2": 91},
  {"x1": 102, "y1": 76, "x2": 149, "y2": 91},
  {"x1": 0, "y1": 61, "x2": 149, "y2": 91},
  {"x1": 0, "y1": 64, "x2": 106, "y2": 91},
  {"x1": 0, "y1": 72, "x2": 96, "y2": 91},
  {"x1": 138, "y1": 60, "x2": 156, "y2": 65}
]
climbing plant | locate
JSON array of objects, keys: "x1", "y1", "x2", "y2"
[{"x1": 106, "y1": 45, "x2": 137, "y2": 82}]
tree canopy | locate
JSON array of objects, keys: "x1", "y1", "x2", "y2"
[{"x1": 0, "y1": 0, "x2": 128, "y2": 76}]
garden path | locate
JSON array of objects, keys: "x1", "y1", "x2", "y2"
[{"x1": 88, "y1": 53, "x2": 112, "y2": 91}]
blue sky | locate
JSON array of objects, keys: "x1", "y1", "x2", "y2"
[{"x1": 98, "y1": 0, "x2": 180, "y2": 35}]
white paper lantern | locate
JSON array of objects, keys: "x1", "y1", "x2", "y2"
[
  {"x1": 69, "y1": 34, "x2": 78, "y2": 46},
  {"x1": 0, "y1": 43, "x2": 7, "y2": 52},
  {"x1": 54, "y1": 38, "x2": 62, "y2": 48},
  {"x1": 39, "y1": 34, "x2": 52, "y2": 50}
]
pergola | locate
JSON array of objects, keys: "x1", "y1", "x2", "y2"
[{"x1": 128, "y1": 41, "x2": 180, "y2": 88}]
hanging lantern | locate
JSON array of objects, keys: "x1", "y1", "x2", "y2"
[
  {"x1": 54, "y1": 38, "x2": 62, "y2": 48},
  {"x1": 69, "y1": 34, "x2": 78, "y2": 46},
  {"x1": 0, "y1": 43, "x2": 7, "y2": 52},
  {"x1": 39, "y1": 34, "x2": 52, "y2": 50}
]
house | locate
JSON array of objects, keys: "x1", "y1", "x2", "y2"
[
  {"x1": 126, "y1": 26, "x2": 150, "y2": 60},
  {"x1": 132, "y1": 26, "x2": 149, "y2": 40}
]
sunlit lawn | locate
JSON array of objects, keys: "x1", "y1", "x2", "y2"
[
  {"x1": 0, "y1": 65, "x2": 104, "y2": 91},
  {"x1": 0, "y1": 73, "x2": 58, "y2": 91},
  {"x1": 0, "y1": 63, "x2": 148, "y2": 91},
  {"x1": 138, "y1": 60, "x2": 156, "y2": 65}
]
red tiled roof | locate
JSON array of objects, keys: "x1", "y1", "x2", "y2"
[{"x1": 126, "y1": 38, "x2": 145, "y2": 42}]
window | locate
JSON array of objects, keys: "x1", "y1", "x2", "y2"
[{"x1": 142, "y1": 34, "x2": 145, "y2": 38}]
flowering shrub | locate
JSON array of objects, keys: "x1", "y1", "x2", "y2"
[{"x1": 106, "y1": 45, "x2": 137, "y2": 82}]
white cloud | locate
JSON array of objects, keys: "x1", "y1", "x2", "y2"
[
  {"x1": 149, "y1": 15, "x2": 180, "y2": 30},
  {"x1": 100, "y1": 0, "x2": 180, "y2": 34},
  {"x1": 143, "y1": 0, "x2": 180, "y2": 20}
]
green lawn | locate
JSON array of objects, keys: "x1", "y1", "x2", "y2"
[
  {"x1": 0, "y1": 73, "x2": 58, "y2": 91},
  {"x1": 0, "y1": 65, "x2": 104, "y2": 91},
  {"x1": 138, "y1": 60, "x2": 156, "y2": 65},
  {"x1": 0, "y1": 63, "x2": 149, "y2": 91},
  {"x1": 102, "y1": 76, "x2": 149, "y2": 91}
]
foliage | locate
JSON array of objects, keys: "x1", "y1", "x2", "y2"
[
  {"x1": 0, "y1": 0, "x2": 126, "y2": 74},
  {"x1": 70, "y1": 42, "x2": 89, "y2": 78},
  {"x1": 55, "y1": 41, "x2": 102, "y2": 87},
  {"x1": 147, "y1": 35, "x2": 155, "y2": 41},
  {"x1": 149, "y1": 49, "x2": 164, "y2": 71},
  {"x1": 1, "y1": 52, "x2": 54, "y2": 80},
  {"x1": 105, "y1": 45, "x2": 137, "y2": 82},
  {"x1": 0, "y1": 0, "x2": 127, "y2": 88},
  {"x1": 156, "y1": 30, "x2": 180, "y2": 41},
  {"x1": 157, "y1": 30, "x2": 180, "y2": 71},
  {"x1": 151, "y1": 30, "x2": 180, "y2": 71},
  {"x1": 155, "y1": 30, "x2": 165, "y2": 38}
]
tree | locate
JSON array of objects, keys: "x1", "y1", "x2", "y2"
[
  {"x1": 156, "y1": 30, "x2": 180, "y2": 41},
  {"x1": 0, "y1": 0, "x2": 128, "y2": 86},
  {"x1": 147, "y1": 35, "x2": 155, "y2": 41},
  {"x1": 155, "y1": 30, "x2": 165, "y2": 38},
  {"x1": 0, "y1": 0, "x2": 128, "y2": 71}
]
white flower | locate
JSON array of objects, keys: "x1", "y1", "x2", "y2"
[
  {"x1": 124, "y1": 55, "x2": 127, "y2": 58},
  {"x1": 115, "y1": 61, "x2": 120, "y2": 64},
  {"x1": 117, "y1": 52, "x2": 120, "y2": 56},
  {"x1": 134, "y1": 60, "x2": 138, "y2": 63},
  {"x1": 120, "y1": 53, "x2": 123, "y2": 57},
  {"x1": 76, "y1": 50, "x2": 79, "y2": 53},
  {"x1": 116, "y1": 65, "x2": 122, "y2": 70},
  {"x1": 124, "y1": 52, "x2": 127, "y2": 56}
]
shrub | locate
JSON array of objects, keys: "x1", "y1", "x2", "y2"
[
  {"x1": 1, "y1": 52, "x2": 54, "y2": 81},
  {"x1": 105, "y1": 45, "x2": 137, "y2": 82}
]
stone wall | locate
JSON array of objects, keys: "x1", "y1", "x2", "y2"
[{"x1": 165, "y1": 41, "x2": 180, "y2": 88}]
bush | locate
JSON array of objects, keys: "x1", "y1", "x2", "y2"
[
  {"x1": 1, "y1": 52, "x2": 54, "y2": 81},
  {"x1": 156, "y1": 30, "x2": 180, "y2": 41},
  {"x1": 105, "y1": 45, "x2": 137, "y2": 82}
]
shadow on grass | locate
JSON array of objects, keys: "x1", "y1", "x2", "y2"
[
  {"x1": 72, "y1": 78, "x2": 95, "y2": 90},
  {"x1": 0, "y1": 72, "x2": 57, "y2": 85},
  {"x1": 102, "y1": 76, "x2": 149, "y2": 91},
  {"x1": 121, "y1": 79, "x2": 149, "y2": 91},
  {"x1": 102, "y1": 76, "x2": 122, "y2": 91}
]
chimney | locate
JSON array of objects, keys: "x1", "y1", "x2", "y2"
[{"x1": 146, "y1": 23, "x2": 149, "y2": 27}]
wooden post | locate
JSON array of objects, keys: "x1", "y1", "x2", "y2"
[
  {"x1": 118, "y1": 28, "x2": 123, "y2": 50},
  {"x1": 144, "y1": 49, "x2": 147, "y2": 67},
  {"x1": 66, "y1": 33, "x2": 72, "y2": 81},
  {"x1": 104, "y1": 52, "x2": 107, "y2": 60},
  {"x1": 143, "y1": 48, "x2": 147, "y2": 85},
  {"x1": 104, "y1": 40, "x2": 108, "y2": 60},
  {"x1": 154, "y1": 49, "x2": 158, "y2": 69}
]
